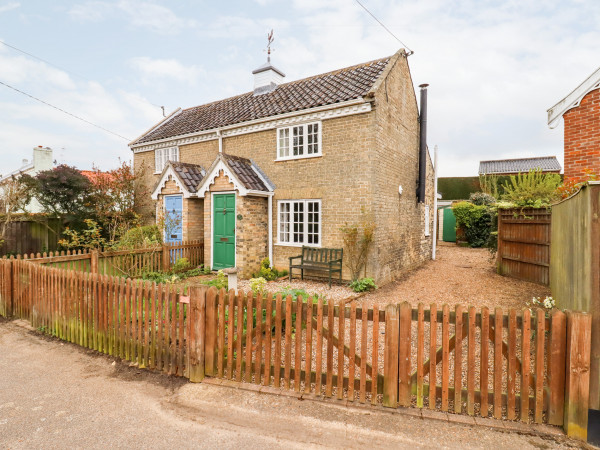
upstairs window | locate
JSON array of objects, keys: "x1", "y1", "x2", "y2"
[
  {"x1": 155, "y1": 146, "x2": 179, "y2": 173},
  {"x1": 277, "y1": 122, "x2": 321, "y2": 160}
]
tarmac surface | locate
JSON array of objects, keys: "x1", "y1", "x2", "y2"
[{"x1": 0, "y1": 318, "x2": 584, "y2": 449}]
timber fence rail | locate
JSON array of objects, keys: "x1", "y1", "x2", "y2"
[{"x1": 0, "y1": 257, "x2": 591, "y2": 441}]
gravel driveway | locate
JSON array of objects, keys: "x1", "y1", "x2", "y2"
[{"x1": 357, "y1": 242, "x2": 551, "y2": 309}]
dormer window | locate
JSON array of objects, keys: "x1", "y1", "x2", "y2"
[
  {"x1": 155, "y1": 146, "x2": 179, "y2": 173},
  {"x1": 277, "y1": 122, "x2": 321, "y2": 160}
]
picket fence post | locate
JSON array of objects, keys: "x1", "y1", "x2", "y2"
[
  {"x1": 90, "y1": 250, "x2": 99, "y2": 275},
  {"x1": 564, "y1": 311, "x2": 592, "y2": 440},
  {"x1": 204, "y1": 287, "x2": 218, "y2": 377},
  {"x1": 383, "y1": 303, "x2": 399, "y2": 408},
  {"x1": 162, "y1": 244, "x2": 170, "y2": 273},
  {"x1": 189, "y1": 285, "x2": 207, "y2": 382}
]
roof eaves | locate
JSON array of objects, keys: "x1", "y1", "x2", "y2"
[
  {"x1": 129, "y1": 107, "x2": 183, "y2": 147},
  {"x1": 547, "y1": 66, "x2": 600, "y2": 128},
  {"x1": 130, "y1": 97, "x2": 367, "y2": 149}
]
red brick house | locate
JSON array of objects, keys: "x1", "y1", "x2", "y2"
[
  {"x1": 548, "y1": 67, "x2": 600, "y2": 181},
  {"x1": 130, "y1": 49, "x2": 435, "y2": 283}
]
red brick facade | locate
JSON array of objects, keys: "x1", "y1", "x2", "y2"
[{"x1": 563, "y1": 88, "x2": 600, "y2": 181}]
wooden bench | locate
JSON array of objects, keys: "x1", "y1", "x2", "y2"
[{"x1": 289, "y1": 246, "x2": 343, "y2": 288}]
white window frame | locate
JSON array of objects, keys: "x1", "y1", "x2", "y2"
[
  {"x1": 277, "y1": 199, "x2": 321, "y2": 247},
  {"x1": 276, "y1": 121, "x2": 322, "y2": 161},
  {"x1": 424, "y1": 205, "x2": 430, "y2": 236},
  {"x1": 154, "y1": 146, "x2": 179, "y2": 173}
]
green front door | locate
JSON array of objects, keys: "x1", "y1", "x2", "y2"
[
  {"x1": 213, "y1": 194, "x2": 236, "y2": 269},
  {"x1": 442, "y1": 207, "x2": 456, "y2": 242}
]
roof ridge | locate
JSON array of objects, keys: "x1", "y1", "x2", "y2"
[
  {"x1": 480, "y1": 156, "x2": 558, "y2": 163},
  {"x1": 180, "y1": 55, "x2": 391, "y2": 113}
]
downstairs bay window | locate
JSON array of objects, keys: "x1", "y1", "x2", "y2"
[{"x1": 278, "y1": 199, "x2": 321, "y2": 246}]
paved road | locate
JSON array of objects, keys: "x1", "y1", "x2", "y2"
[{"x1": 0, "y1": 319, "x2": 580, "y2": 449}]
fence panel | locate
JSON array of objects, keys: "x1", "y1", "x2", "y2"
[{"x1": 497, "y1": 207, "x2": 551, "y2": 285}]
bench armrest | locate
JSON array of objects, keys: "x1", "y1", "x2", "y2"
[{"x1": 289, "y1": 255, "x2": 302, "y2": 263}]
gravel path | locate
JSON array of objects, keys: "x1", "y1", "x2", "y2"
[{"x1": 358, "y1": 242, "x2": 551, "y2": 309}]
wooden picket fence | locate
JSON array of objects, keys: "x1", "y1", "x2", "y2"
[
  {"x1": 0, "y1": 257, "x2": 592, "y2": 440},
  {"x1": 9, "y1": 240, "x2": 204, "y2": 278},
  {"x1": 2, "y1": 258, "x2": 192, "y2": 376}
]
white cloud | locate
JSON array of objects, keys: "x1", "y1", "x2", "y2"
[
  {"x1": 0, "y1": 2, "x2": 19, "y2": 14},
  {"x1": 129, "y1": 57, "x2": 204, "y2": 86},
  {"x1": 68, "y1": 0, "x2": 196, "y2": 34}
]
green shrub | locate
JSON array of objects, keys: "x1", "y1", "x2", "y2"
[
  {"x1": 501, "y1": 169, "x2": 561, "y2": 207},
  {"x1": 249, "y1": 277, "x2": 267, "y2": 296},
  {"x1": 349, "y1": 277, "x2": 377, "y2": 292},
  {"x1": 252, "y1": 257, "x2": 287, "y2": 281},
  {"x1": 202, "y1": 269, "x2": 228, "y2": 290},
  {"x1": 469, "y1": 192, "x2": 495, "y2": 206},
  {"x1": 114, "y1": 225, "x2": 161, "y2": 249},
  {"x1": 276, "y1": 286, "x2": 324, "y2": 303},
  {"x1": 171, "y1": 257, "x2": 191, "y2": 273},
  {"x1": 452, "y1": 201, "x2": 495, "y2": 248}
]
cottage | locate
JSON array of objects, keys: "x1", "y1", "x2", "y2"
[
  {"x1": 548, "y1": 66, "x2": 600, "y2": 181},
  {"x1": 130, "y1": 49, "x2": 435, "y2": 283}
]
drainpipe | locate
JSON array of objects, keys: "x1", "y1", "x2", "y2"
[
  {"x1": 432, "y1": 145, "x2": 438, "y2": 260},
  {"x1": 268, "y1": 195, "x2": 273, "y2": 268},
  {"x1": 217, "y1": 129, "x2": 222, "y2": 153},
  {"x1": 417, "y1": 84, "x2": 429, "y2": 203}
]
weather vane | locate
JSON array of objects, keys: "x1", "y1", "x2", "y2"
[{"x1": 266, "y1": 29, "x2": 274, "y2": 62}]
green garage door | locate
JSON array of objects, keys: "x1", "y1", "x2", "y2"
[
  {"x1": 213, "y1": 194, "x2": 236, "y2": 269},
  {"x1": 442, "y1": 208, "x2": 456, "y2": 242}
]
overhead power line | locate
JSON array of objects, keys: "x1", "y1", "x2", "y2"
[
  {"x1": 354, "y1": 0, "x2": 414, "y2": 55},
  {"x1": 0, "y1": 39, "x2": 166, "y2": 111},
  {"x1": 0, "y1": 80, "x2": 131, "y2": 141}
]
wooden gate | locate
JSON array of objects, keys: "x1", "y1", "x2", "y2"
[{"x1": 497, "y1": 207, "x2": 551, "y2": 285}]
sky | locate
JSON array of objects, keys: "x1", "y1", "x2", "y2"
[{"x1": 0, "y1": 0, "x2": 598, "y2": 177}]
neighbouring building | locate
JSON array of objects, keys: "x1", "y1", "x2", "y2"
[
  {"x1": 548, "y1": 66, "x2": 600, "y2": 181},
  {"x1": 0, "y1": 146, "x2": 53, "y2": 213},
  {"x1": 478, "y1": 156, "x2": 561, "y2": 176},
  {"x1": 130, "y1": 49, "x2": 435, "y2": 283}
]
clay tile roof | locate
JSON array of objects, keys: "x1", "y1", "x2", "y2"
[
  {"x1": 170, "y1": 161, "x2": 206, "y2": 193},
  {"x1": 478, "y1": 156, "x2": 561, "y2": 175},
  {"x1": 222, "y1": 153, "x2": 269, "y2": 192},
  {"x1": 132, "y1": 56, "x2": 391, "y2": 145}
]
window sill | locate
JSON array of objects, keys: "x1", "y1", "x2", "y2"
[
  {"x1": 275, "y1": 154, "x2": 322, "y2": 162},
  {"x1": 275, "y1": 242, "x2": 322, "y2": 248}
]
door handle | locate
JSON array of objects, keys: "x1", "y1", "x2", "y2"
[{"x1": 220, "y1": 237, "x2": 228, "y2": 242}]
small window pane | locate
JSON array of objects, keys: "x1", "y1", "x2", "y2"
[
  {"x1": 279, "y1": 202, "x2": 290, "y2": 242},
  {"x1": 307, "y1": 123, "x2": 319, "y2": 155},
  {"x1": 307, "y1": 201, "x2": 320, "y2": 245},
  {"x1": 292, "y1": 126, "x2": 304, "y2": 156},
  {"x1": 278, "y1": 128, "x2": 289, "y2": 158}
]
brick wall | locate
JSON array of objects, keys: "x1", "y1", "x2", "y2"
[
  {"x1": 563, "y1": 88, "x2": 600, "y2": 181},
  {"x1": 235, "y1": 195, "x2": 268, "y2": 278},
  {"x1": 370, "y1": 53, "x2": 435, "y2": 284}
]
